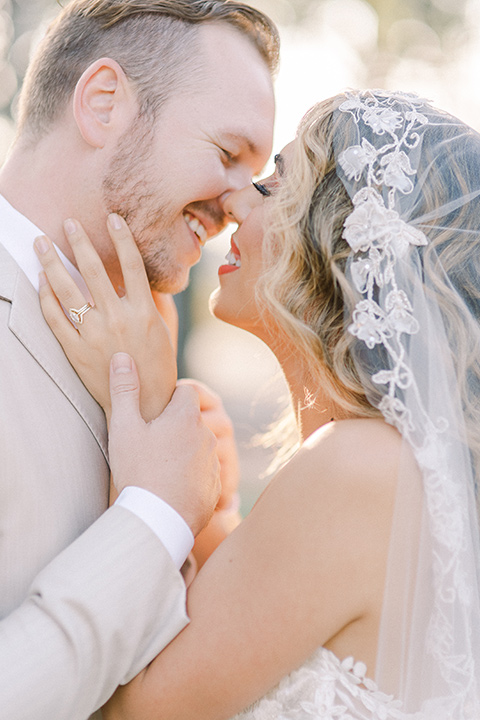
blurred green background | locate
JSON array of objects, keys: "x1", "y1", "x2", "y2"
[{"x1": 2, "y1": 0, "x2": 479, "y2": 512}]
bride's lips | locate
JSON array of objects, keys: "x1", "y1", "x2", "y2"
[
  {"x1": 218, "y1": 237, "x2": 241, "y2": 276},
  {"x1": 218, "y1": 264, "x2": 239, "y2": 275}
]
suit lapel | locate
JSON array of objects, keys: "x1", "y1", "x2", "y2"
[{"x1": 0, "y1": 244, "x2": 108, "y2": 462}]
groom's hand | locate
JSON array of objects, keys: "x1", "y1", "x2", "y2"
[
  {"x1": 177, "y1": 378, "x2": 239, "y2": 511},
  {"x1": 108, "y1": 352, "x2": 221, "y2": 537}
]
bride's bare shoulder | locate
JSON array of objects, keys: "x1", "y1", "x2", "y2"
[
  {"x1": 247, "y1": 417, "x2": 412, "y2": 629},
  {"x1": 266, "y1": 418, "x2": 413, "y2": 506},
  {"x1": 305, "y1": 418, "x2": 404, "y2": 477}
]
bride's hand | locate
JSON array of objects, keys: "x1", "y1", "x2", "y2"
[
  {"x1": 177, "y1": 378, "x2": 241, "y2": 568},
  {"x1": 152, "y1": 291, "x2": 179, "y2": 355},
  {"x1": 177, "y1": 378, "x2": 239, "y2": 511},
  {"x1": 34, "y1": 214, "x2": 177, "y2": 423}
]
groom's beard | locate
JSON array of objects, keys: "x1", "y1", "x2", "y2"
[{"x1": 102, "y1": 119, "x2": 187, "y2": 294}]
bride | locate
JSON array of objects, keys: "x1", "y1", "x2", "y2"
[{"x1": 36, "y1": 90, "x2": 480, "y2": 718}]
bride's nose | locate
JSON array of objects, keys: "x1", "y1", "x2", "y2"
[{"x1": 222, "y1": 183, "x2": 263, "y2": 224}]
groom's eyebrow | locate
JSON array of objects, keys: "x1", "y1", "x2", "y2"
[
  {"x1": 221, "y1": 132, "x2": 259, "y2": 156},
  {"x1": 220, "y1": 131, "x2": 269, "y2": 172}
]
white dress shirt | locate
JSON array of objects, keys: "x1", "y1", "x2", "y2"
[{"x1": 0, "y1": 193, "x2": 193, "y2": 568}]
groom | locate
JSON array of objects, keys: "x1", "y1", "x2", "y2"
[{"x1": 0, "y1": 1, "x2": 277, "y2": 718}]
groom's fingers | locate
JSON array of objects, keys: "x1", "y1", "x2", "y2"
[
  {"x1": 109, "y1": 352, "x2": 142, "y2": 425},
  {"x1": 108, "y1": 353, "x2": 143, "y2": 495}
]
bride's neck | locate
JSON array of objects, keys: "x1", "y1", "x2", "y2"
[{"x1": 272, "y1": 344, "x2": 347, "y2": 444}]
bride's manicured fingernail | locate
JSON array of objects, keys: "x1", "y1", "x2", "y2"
[
  {"x1": 34, "y1": 235, "x2": 49, "y2": 255},
  {"x1": 108, "y1": 213, "x2": 123, "y2": 230},
  {"x1": 64, "y1": 219, "x2": 77, "y2": 235}
]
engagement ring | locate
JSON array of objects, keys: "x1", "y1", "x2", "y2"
[{"x1": 68, "y1": 302, "x2": 93, "y2": 325}]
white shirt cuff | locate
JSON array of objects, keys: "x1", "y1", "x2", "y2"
[{"x1": 114, "y1": 486, "x2": 194, "y2": 569}]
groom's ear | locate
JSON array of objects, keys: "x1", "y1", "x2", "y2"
[{"x1": 73, "y1": 58, "x2": 136, "y2": 148}]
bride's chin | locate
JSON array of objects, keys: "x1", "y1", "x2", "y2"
[
  {"x1": 208, "y1": 287, "x2": 237, "y2": 325},
  {"x1": 208, "y1": 286, "x2": 222, "y2": 318},
  {"x1": 208, "y1": 287, "x2": 257, "y2": 332}
]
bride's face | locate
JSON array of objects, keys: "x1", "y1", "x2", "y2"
[{"x1": 209, "y1": 142, "x2": 294, "y2": 336}]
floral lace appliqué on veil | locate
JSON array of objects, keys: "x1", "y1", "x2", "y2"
[
  {"x1": 336, "y1": 90, "x2": 479, "y2": 717},
  {"x1": 233, "y1": 91, "x2": 479, "y2": 720}
]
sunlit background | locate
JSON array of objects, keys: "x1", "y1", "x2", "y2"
[{"x1": 2, "y1": 0, "x2": 480, "y2": 511}]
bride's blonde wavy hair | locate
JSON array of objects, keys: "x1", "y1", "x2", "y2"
[
  {"x1": 259, "y1": 96, "x2": 378, "y2": 418},
  {"x1": 258, "y1": 94, "x2": 480, "y2": 479}
]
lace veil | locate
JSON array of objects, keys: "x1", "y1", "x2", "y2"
[{"x1": 332, "y1": 91, "x2": 480, "y2": 718}]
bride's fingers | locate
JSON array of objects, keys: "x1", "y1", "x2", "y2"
[
  {"x1": 34, "y1": 235, "x2": 92, "y2": 317},
  {"x1": 38, "y1": 271, "x2": 82, "y2": 349},
  {"x1": 106, "y1": 214, "x2": 152, "y2": 305},
  {"x1": 62, "y1": 219, "x2": 119, "y2": 311},
  {"x1": 152, "y1": 292, "x2": 178, "y2": 353}
]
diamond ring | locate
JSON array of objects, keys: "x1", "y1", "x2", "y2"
[{"x1": 68, "y1": 302, "x2": 93, "y2": 325}]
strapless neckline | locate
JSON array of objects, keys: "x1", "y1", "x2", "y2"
[{"x1": 231, "y1": 645, "x2": 410, "y2": 719}]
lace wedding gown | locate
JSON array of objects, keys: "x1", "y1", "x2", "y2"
[{"x1": 232, "y1": 646, "x2": 410, "y2": 720}]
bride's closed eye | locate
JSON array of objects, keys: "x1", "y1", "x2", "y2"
[{"x1": 252, "y1": 181, "x2": 271, "y2": 197}]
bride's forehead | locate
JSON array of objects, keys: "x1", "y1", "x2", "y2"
[
  {"x1": 280, "y1": 141, "x2": 296, "y2": 156},
  {"x1": 272, "y1": 141, "x2": 295, "y2": 176}
]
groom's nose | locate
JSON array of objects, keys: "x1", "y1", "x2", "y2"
[{"x1": 218, "y1": 156, "x2": 258, "y2": 205}]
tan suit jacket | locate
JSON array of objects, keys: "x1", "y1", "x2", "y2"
[{"x1": 0, "y1": 243, "x2": 189, "y2": 718}]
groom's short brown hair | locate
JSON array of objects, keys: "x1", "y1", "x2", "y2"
[{"x1": 17, "y1": 0, "x2": 279, "y2": 139}]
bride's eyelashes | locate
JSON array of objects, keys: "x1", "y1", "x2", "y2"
[{"x1": 252, "y1": 181, "x2": 271, "y2": 197}]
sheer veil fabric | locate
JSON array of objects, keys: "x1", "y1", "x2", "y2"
[{"x1": 331, "y1": 90, "x2": 480, "y2": 718}]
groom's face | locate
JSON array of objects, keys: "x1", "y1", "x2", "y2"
[{"x1": 103, "y1": 24, "x2": 275, "y2": 293}]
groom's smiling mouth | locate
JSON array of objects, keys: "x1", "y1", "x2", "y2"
[{"x1": 183, "y1": 211, "x2": 208, "y2": 246}]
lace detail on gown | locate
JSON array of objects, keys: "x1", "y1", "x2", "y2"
[{"x1": 231, "y1": 647, "x2": 415, "y2": 720}]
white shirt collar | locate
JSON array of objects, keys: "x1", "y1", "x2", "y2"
[{"x1": 0, "y1": 193, "x2": 91, "y2": 300}]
